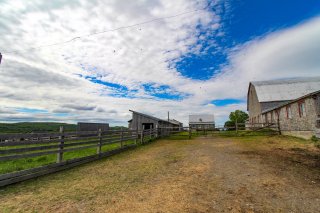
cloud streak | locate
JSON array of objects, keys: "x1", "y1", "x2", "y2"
[{"x1": 0, "y1": 0, "x2": 319, "y2": 126}]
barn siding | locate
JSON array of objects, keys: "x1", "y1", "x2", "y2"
[
  {"x1": 262, "y1": 96, "x2": 318, "y2": 139},
  {"x1": 248, "y1": 85, "x2": 262, "y2": 121}
]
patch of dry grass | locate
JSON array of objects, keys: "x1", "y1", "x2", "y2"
[
  {"x1": 0, "y1": 139, "x2": 196, "y2": 212},
  {"x1": 1, "y1": 135, "x2": 319, "y2": 213}
]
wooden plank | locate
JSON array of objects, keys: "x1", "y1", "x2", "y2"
[
  {"x1": 0, "y1": 156, "x2": 88, "y2": 181},
  {"x1": 0, "y1": 131, "x2": 100, "y2": 141},
  {"x1": 0, "y1": 133, "x2": 61, "y2": 140},
  {"x1": 0, "y1": 144, "x2": 60, "y2": 155},
  {"x1": 0, "y1": 135, "x2": 99, "y2": 147},
  {"x1": 0, "y1": 149, "x2": 61, "y2": 161},
  {"x1": 0, "y1": 140, "x2": 58, "y2": 147},
  {"x1": 0, "y1": 144, "x2": 100, "y2": 161},
  {"x1": 0, "y1": 140, "x2": 101, "y2": 155}
]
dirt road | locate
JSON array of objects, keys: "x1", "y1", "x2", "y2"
[{"x1": 0, "y1": 135, "x2": 319, "y2": 212}]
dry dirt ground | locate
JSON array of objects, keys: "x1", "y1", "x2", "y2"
[{"x1": 0, "y1": 135, "x2": 319, "y2": 213}]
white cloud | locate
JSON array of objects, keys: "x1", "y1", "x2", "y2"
[{"x1": 0, "y1": 0, "x2": 319, "y2": 126}]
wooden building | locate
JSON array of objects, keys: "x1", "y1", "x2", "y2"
[
  {"x1": 128, "y1": 110, "x2": 182, "y2": 130},
  {"x1": 77, "y1": 122, "x2": 109, "y2": 132},
  {"x1": 189, "y1": 114, "x2": 215, "y2": 130}
]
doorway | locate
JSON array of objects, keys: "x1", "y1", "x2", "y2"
[{"x1": 142, "y1": 123, "x2": 154, "y2": 130}]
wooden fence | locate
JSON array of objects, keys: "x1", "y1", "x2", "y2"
[
  {"x1": 0, "y1": 125, "x2": 280, "y2": 187},
  {"x1": 0, "y1": 127, "x2": 186, "y2": 187}
]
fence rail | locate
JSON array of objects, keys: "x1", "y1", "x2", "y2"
[
  {"x1": 0, "y1": 127, "x2": 187, "y2": 187},
  {"x1": 0, "y1": 124, "x2": 279, "y2": 187}
]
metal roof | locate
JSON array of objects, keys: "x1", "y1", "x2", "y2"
[
  {"x1": 262, "y1": 90, "x2": 320, "y2": 114},
  {"x1": 189, "y1": 114, "x2": 215, "y2": 123},
  {"x1": 169, "y1": 119, "x2": 183, "y2": 125},
  {"x1": 251, "y1": 77, "x2": 320, "y2": 102},
  {"x1": 129, "y1": 110, "x2": 182, "y2": 125}
]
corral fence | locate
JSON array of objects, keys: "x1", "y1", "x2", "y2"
[
  {"x1": 0, "y1": 124, "x2": 280, "y2": 187},
  {"x1": 186, "y1": 122, "x2": 280, "y2": 137},
  {"x1": 0, "y1": 127, "x2": 186, "y2": 187}
]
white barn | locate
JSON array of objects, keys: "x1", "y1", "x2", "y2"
[{"x1": 189, "y1": 114, "x2": 215, "y2": 130}]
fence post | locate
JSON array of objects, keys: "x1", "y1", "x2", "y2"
[
  {"x1": 135, "y1": 129, "x2": 138, "y2": 145},
  {"x1": 276, "y1": 110, "x2": 282, "y2": 135},
  {"x1": 57, "y1": 126, "x2": 64, "y2": 163},
  {"x1": 97, "y1": 128, "x2": 102, "y2": 155},
  {"x1": 141, "y1": 127, "x2": 144, "y2": 144},
  {"x1": 150, "y1": 128, "x2": 152, "y2": 141},
  {"x1": 188, "y1": 127, "x2": 191, "y2": 139},
  {"x1": 120, "y1": 127, "x2": 124, "y2": 148}
]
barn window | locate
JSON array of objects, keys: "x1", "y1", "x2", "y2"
[
  {"x1": 286, "y1": 105, "x2": 292, "y2": 119},
  {"x1": 298, "y1": 101, "x2": 306, "y2": 117}
]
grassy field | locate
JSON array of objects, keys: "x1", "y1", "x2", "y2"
[
  {"x1": 0, "y1": 122, "x2": 77, "y2": 133},
  {"x1": 0, "y1": 139, "x2": 136, "y2": 174},
  {"x1": 0, "y1": 130, "x2": 185, "y2": 175},
  {"x1": 0, "y1": 133, "x2": 319, "y2": 212},
  {"x1": 0, "y1": 122, "x2": 127, "y2": 133},
  {"x1": 0, "y1": 122, "x2": 134, "y2": 174},
  {"x1": 1, "y1": 130, "x2": 318, "y2": 175}
]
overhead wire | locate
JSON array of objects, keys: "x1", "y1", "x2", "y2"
[{"x1": 1, "y1": 3, "x2": 212, "y2": 55}]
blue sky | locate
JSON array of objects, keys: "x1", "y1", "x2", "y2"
[
  {"x1": 176, "y1": 0, "x2": 320, "y2": 80},
  {"x1": 0, "y1": 0, "x2": 320, "y2": 125}
]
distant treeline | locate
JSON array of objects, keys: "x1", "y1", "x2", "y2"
[{"x1": 0, "y1": 122, "x2": 127, "y2": 133}]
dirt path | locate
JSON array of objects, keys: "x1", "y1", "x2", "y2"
[{"x1": 0, "y1": 136, "x2": 319, "y2": 212}]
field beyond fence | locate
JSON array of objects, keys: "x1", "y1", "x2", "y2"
[
  {"x1": 0, "y1": 127, "x2": 193, "y2": 187},
  {"x1": 0, "y1": 125, "x2": 281, "y2": 187}
]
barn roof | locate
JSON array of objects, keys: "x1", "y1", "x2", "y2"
[
  {"x1": 189, "y1": 114, "x2": 215, "y2": 123},
  {"x1": 129, "y1": 110, "x2": 163, "y2": 122},
  {"x1": 262, "y1": 90, "x2": 320, "y2": 114},
  {"x1": 129, "y1": 110, "x2": 182, "y2": 125},
  {"x1": 251, "y1": 77, "x2": 320, "y2": 103}
]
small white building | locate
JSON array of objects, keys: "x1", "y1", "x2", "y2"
[{"x1": 189, "y1": 114, "x2": 215, "y2": 130}]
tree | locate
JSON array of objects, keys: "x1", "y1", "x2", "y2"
[
  {"x1": 229, "y1": 110, "x2": 249, "y2": 124},
  {"x1": 224, "y1": 110, "x2": 249, "y2": 129}
]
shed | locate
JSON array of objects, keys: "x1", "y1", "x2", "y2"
[
  {"x1": 128, "y1": 110, "x2": 182, "y2": 130},
  {"x1": 189, "y1": 114, "x2": 215, "y2": 130},
  {"x1": 77, "y1": 122, "x2": 109, "y2": 132}
]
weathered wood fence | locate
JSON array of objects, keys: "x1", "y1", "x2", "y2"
[{"x1": 0, "y1": 127, "x2": 186, "y2": 187}]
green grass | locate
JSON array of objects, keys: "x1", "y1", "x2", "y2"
[
  {"x1": 214, "y1": 130, "x2": 278, "y2": 137},
  {"x1": 0, "y1": 139, "x2": 136, "y2": 174},
  {"x1": 213, "y1": 130, "x2": 318, "y2": 152}
]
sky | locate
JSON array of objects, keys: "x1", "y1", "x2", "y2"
[{"x1": 0, "y1": 0, "x2": 320, "y2": 126}]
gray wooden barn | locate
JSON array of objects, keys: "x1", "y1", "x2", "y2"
[{"x1": 128, "y1": 110, "x2": 182, "y2": 130}]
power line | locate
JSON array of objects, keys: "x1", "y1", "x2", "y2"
[{"x1": 2, "y1": 4, "x2": 211, "y2": 55}]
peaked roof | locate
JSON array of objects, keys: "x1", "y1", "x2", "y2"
[
  {"x1": 250, "y1": 77, "x2": 320, "y2": 102},
  {"x1": 189, "y1": 114, "x2": 215, "y2": 123},
  {"x1": 129, "y1": 110, "x2": 164, "y2": 122},
  {"x1": 129, "y1": 110, "x2": 182, "y2": 125}
]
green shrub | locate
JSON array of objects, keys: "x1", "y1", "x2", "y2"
[
  {"x1": 311, "y1": 136, "x2": 320, "y2": 149},
  {"x1": 311, "y1": 135, "x2": 318, "y2": 142}
]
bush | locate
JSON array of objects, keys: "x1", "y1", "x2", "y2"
[
  {"x1": 311, "y1": 135, "x2": 318, "y2": 142},
  {"x1": 311, "y1": 136, "x2": 320, "y2": 149}
]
